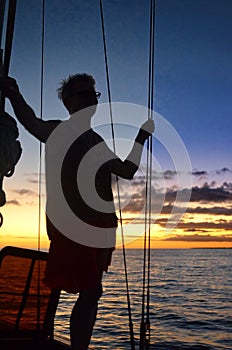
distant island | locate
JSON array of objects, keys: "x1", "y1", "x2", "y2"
[{"x1": 190, "y1": 247, "x2": 232, "y2": 249}]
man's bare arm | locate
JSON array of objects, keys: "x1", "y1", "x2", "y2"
[
  {"x1": 0, "y1": 77, "x2": 59, "y2": 142},
  {"x1": 108, "y1": 119, "x2": 155, "y2": 179}
]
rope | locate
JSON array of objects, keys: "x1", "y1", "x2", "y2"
[
  {"x1": 36, "y1": 0, "x2": 46, "y2": 331},
  {"x1": 38, "y1": 0, "x2": 45, "y2": 256},
  {"x1": 0, "y1": 0, "x2": 17, "y2": 110},
  {"x1": 146, "y1": 0, "x2": 156, "y2": 344},
  {"x1": 99, "y1": 1, "x2": 135, "y2": 349},
  {"x1": 140, "y1": 0, "x2": 156, "y2": 349}
]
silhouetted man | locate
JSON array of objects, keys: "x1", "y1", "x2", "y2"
[{"x1": 0, "y1": 74, "x2": 154, "y2": 350}]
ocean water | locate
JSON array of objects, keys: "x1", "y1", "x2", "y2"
[{"x1": 54, "y1": 249, "x2": 232, "y2": 349}]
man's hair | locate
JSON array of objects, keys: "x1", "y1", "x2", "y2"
[{"x1": 57, "y1": 73, "x2": 96, "y2": 101}]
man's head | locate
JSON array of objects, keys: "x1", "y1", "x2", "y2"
[{"x1": 57, "y1": 73, "x2": 100, "y2": 114}]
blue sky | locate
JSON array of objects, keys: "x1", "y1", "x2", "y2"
[
  {"x1": 1, "y1": 0, "x2": 232, "y2": 248},
  {"x1": 6, "y1": 0, "x2": 231, "y2": 173}
]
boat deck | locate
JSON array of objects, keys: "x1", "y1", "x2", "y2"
[{"x1": 0, "y1": 247, "x2": 95, "y2": 350}]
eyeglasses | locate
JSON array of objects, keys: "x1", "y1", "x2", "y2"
[
  {"x1": 95, "y1": 91, "x2": 101, "y2": 99},
  {"x1": 72, "y1": 90, "x2": 101, "y2": 99}
]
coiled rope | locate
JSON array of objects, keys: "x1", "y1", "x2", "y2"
[{"x1": 0, "y1": 112, "x2": 22, "y2": 217}]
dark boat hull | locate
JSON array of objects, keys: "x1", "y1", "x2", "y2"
[{"x1": 0, "y1": 336, "x2": 71, "y2": 350}]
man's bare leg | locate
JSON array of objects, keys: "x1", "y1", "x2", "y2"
[{"x1": 70, "y1": 284, "x2": 103, "y2": 350}]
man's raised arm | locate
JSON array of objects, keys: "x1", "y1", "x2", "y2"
[
  {"x1": 108, "y1": 119, "x2": 155, "y2": 179},
  {"x1": 0, "y1": 77, "x2": 59, "y2": 143}
]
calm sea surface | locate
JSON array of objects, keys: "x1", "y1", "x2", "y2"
[{"x1": 54, "y1": 249, "x2": 232, "y2": 349}]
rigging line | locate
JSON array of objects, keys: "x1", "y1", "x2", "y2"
[
  {"x1": 140, "y1": 0, "x2": 155, "y2": 349},
  {"x1": 140, "y1": 0, "x2": 154, "y2": 337},
  {"x1": 99, "y1": 1, "x2": 135, "y2": 349},
  {"x1": 36, "y1": 0, "x2": 45, "y2": 331},
  {"x1": 0, "y1": 0, "x2": 17, "y2": 227},
  {"x1": 140, "y1": 142, "x2": 149, "y2": 350},
  {"x1": 0, "y1": 0, "x2": 17, "y2": 109},
  {"x1": 0, "y1": 1, "x2": 6, "y2": 49},
  {"x1": 38, "y1": 0, "x2": 45, "y2": 248},
  {"x1": 146, "y1": 0, "x2": 156, "y2": 346}
]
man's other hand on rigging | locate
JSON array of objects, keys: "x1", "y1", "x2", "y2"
[{"x1": 0, "y1": 76, "x2": 20, "y2": 99}]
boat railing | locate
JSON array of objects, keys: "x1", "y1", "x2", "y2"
[{"x1": 0, "y1": 245, "x2": 70, "y2": 350}]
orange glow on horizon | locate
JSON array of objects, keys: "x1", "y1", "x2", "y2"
[
  {"x1": 124, "y1": 238, "x2": 232, "y2": 249},
  {"x1": 1, "y1": 233, "x2": 232, "y2": 251},
  {"x1": 1, "y1": 205, "x2": 231, "y2": 250}
]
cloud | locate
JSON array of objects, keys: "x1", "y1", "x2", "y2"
[
  {"x1": 24, "y1": 172, "x2": 45, "y2": 177},
  {"x1": 6, "y1": 199, "x2": 21, "y2": 206},
  {"x1": 27, "y1": 179, "x2": 39, "y2": 184},
  {"x1": 192, "y1": 170, "x2": 208, "y2": 176},
  {"x1": 162, "y1": 233, "x2": 232, "y2": 242},
  {"x1": 190, "y1": 184, "x2": 232, "y2": 202},
  {"x1": 117, "y1": 185, "x2": 165, "y2": 214},
  {"x1": 116, "y1": 177, "x2": 232, "y2": 214},
  {"x1": 128, "y1": 170, "x2": 178, "y2": 182},
  {"x1": 25, "y1": 172, "x2": 45, "y2": 184},
  {"x1": 159, "y1": 204, "x2": 232, "y2": 216},
  {"x1": 163, "y1": 170, "x2": 177, "y2": 179},
  {"x1": 150, "y1": 170, "x2": 177, "y2": 181},
  {"x1": 155, "y1": 218, "x2": 232, "y2": 231},
  {"x1": 187, "y1": 206, "x2": 232, "y2": 216},
  {"x1": 164, "y1": 184, "x2": 232, "y2": 204},
  {"x1": 223, "y1": 182, "x2": 232, "y2": 190},
  {"x1": 13, "y1": 189, "x2": 38, "y2": 197},
  {"x1": 216, "y1": 167, "x2": 232, "y2": 175}
]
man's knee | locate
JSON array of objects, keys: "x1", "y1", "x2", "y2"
[{"x1": 79, "y1": 284, "x2": 103, "y2": 304}]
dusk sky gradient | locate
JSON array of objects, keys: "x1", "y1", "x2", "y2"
[{"x1": 1, "y1": 0, "x2": 232, "y2": 249}]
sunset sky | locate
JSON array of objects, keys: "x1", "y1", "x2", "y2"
[{"x1": 1, "y1": 0, "x2": 232, "y2": 250}]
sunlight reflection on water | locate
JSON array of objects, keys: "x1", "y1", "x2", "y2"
[{"x1": 54, "y1": 249, "x2": 232, "y2": 349}]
